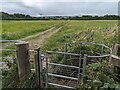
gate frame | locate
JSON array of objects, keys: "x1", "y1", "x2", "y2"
[{"x1": 45, "y1": 51, "x2": 87, "y2": 89}]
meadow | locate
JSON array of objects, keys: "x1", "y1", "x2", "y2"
[
  {"x1": 43, "y1": 20, "x2": 118, "y2": 52},
  {"x1": 2, "y1": 20, "x2": 65, "y2": 40},
  {"x1": 2, "y1": 20, "x2": 118, "y2": 54}
]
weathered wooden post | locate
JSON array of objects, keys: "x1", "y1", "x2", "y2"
[
  {"x1": 16, "y1": 42, "x2": 30, "y2": 80},
  {"x1": 110, "y1": 44, "x2": 120, "y2": 82},
  {"x1": 110, "y1": 44, "x2": 120, "y2": 67},
  {"x1": 34, "y1": 48, "x2": 39, "y2": 87},
  {"x1": 34, "y1": 48, "x2": 43, "y2": 88},
  {"x1": 34, "y1": 49, "x2": 39, "y2": 77},
  {"x1": 112, "y1": 44, "x2": 119, "y2": 55}
]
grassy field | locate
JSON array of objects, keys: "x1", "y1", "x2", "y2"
[
  {"x1": 1, "y1": 20, "x2": 119, "y2": 89},
  {"x1": 43, "y1": 20, "x2": 118, "y2": 52},
  {"x1": 1, "y1": 20, "x2": 118, "y2": 57},
  {"x1": 2, "y1": 20, "x2": 65, "y2": 40}
]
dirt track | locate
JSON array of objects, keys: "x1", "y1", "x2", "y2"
[{"x1": 27, "y1": 26, "x2": 62, "y2": 50}]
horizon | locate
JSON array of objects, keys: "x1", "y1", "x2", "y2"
[
  {"x1": 1, "y1": 0, "x2": 119, "y2": 17},
  {"x1": 1, "y1": 11, "x2": 119, "y2": 17}
]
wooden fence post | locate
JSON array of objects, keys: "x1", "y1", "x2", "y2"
[
  {"x1": 34, "y1": 48, "x2": 39, "y2": 87},
  {"x1": 34, "y1": 48, "x2": 39, "y2": 76},
  {"x1": 110, "y1": 44, "x2": 120, "y2": 82},
  {"x1": 16, "y1": 42, "x2": 30, "y2": 80},
  {"x1": 110, "y1": 44, "x2": 120, "y2": 68},
  {"x1": 112, "y1": 44, "x2": 118, "y2": 55}
]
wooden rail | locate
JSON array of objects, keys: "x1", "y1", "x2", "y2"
[
  {"x1": 110, "y1": 44, "x2": 120, "y2": 68},
  {"x1": 110, "y1": 55, "x2": 120, "y2": 67}
]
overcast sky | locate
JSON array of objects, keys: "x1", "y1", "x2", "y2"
[{"x1": 0, "y1": 0, "x2": 119, "y2": 16}]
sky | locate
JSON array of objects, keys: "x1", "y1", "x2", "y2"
[{"x1": 0, "y1": 0, "x2": 120, "y2": 16}]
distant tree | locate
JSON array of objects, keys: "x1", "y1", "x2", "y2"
[{"x1": 0, "y1": 12, "x2": 120, "y2": 20}]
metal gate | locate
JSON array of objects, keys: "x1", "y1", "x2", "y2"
[
  {"x1": 38, "y1": 42, "x2": 111, "y2": 89},
  {"x1": 44, "y1": 51, "x2": 87, "y2": 89}
]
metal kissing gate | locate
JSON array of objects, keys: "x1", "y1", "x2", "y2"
[
  {"x1": 38, "y1": 42, "x2": 111, "y2": 89},
  {"x1": 45, "y1": 51, "x2": 86, "y2": 89}
]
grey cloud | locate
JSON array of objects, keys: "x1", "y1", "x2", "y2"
[
  {"x1": 39, "y1": 2, "x2": 118, "y2": 16},
  {"x1": 1, "y1": 2, "x2": 40, "y2": 16},
  {"x1": 1, "y1": 2, "x2": 118, "y2": 16}
]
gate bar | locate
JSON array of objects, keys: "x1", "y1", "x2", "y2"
[
  {"x1": 39, "y1": 50, "x2": 43, "y2": 88},
  {"x1": 0, "y1": 49, "x2": 16, "y2": 52},
  {"x1": 45, "y1": 52, "x2": 48, "y2": 88},
  {"x1": 82, "y1": 54, "x2": 87, "y2": 78},
  {"x1": 48, "y1": 73, "x2": 78, "y2": 80},
  {"x1": 0, "y1": 40, "x2": 26, "y2": 43},
  {"x1": 48, "y1": 83, "x2": 75, "y2": 89},
  {"x1": 47, "y1": 51, "x2": 81, "y2": 56},
  {"x1": 87, "y1": 54, "x2": 110, "y2": 58},
  {"x1": 48, "y1": 62, "x2": 80, "y2": 69}
]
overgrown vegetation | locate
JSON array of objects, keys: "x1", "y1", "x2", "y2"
[
  {"x1": 2, "y1": 63, "x2": 18, "y2": 88},
  {"x1": 17, "y1": 73, "x2": 37, "y2": 88},
  {"x1": 2, "y1": 61, "x2": 37, "y2": 89},
  {"x1": 80, "y1": 61, "x2": 120, "y2": 89}
]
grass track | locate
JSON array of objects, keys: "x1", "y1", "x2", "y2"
[{"x1": 2, "y1": 20, "x2": 66, "y2": 40}]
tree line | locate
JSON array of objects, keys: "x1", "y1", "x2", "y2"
[{"x1": 0, "y1": 12, "x2": 120, "y2": 20}]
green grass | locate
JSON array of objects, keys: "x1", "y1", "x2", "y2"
[
  {"x1": 2, "y1": 64, "x2": 19, "y2": 88},
  {"x1": 42, "y1": 20, "x2": 118, "y2": 52},
  {"x1": 2, "y1": 20, "x2": 65, "y2": 40}
]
